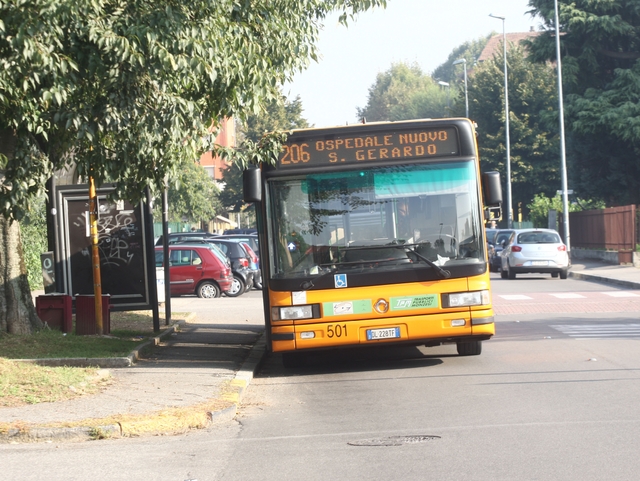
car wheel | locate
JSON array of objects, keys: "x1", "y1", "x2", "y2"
[
  {"x1": 551, "y1": 272, "x2": 559, "y2": 278},
  {"x1": 560, "y1": 269, "x2": 568, "y2": 279},
  {"x1": 507, "y1": 263, "x2": 516, "y2": 279},
  {"x1": 225, "y1": 275, "x2": 245, "y2": 297},
  {"x1": 457, "y1": 340, "x2": 482, "y2": 356},
  {"x1": 500, "y1": 266, "x2": 508, "y2": 279},
  {"x1": 197, "y1": 281, "x2": 220, "y2": 299}
]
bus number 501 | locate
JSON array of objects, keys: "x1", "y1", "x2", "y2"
[{"x1": 327, "y1": 324, "x2": 347, "y2": 338}]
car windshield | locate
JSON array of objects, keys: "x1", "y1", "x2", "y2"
[
  {"x1": 266, "y1": 161, "x2": 485, "y2": 279},
  {"x1": 517, "y1": 232, "x2": 561, "y2": 244}
]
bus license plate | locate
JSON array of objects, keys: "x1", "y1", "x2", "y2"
[{"x1": 367, "y1": 327, "x2": 400, "y2": 341}]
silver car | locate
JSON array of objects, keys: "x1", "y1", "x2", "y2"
[{"x1": 500, "y1": 228, "x2": 569, "y2": 279}]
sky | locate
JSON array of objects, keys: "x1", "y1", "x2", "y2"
[{"x1": 284, "y1": 0, "x2": 542, "y2": 128}]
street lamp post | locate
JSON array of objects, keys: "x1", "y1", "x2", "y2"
[
  {"x1": 554, "y1": 0, "x2": 571, "y2": 252},
  {"x1": 438, "y1": 81, "x2": 450, "y2": 117},
  {"x1": 452, "y1": 59, "x2": 469, "y2": 118},
  {"x1": 489, "y1": 13, "x2": 512, "y2": 229}
]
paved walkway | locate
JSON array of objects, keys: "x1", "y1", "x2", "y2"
[{"x1": 1, "y1": 260, "x2": 639, "y2": 443}]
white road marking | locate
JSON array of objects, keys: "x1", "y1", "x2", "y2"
[{"x1": 548, "y1": 293, "x2": 586, "y2": 299}]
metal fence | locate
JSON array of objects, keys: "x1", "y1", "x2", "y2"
[{"x1": 565, "y1": 205, "x2": 637, "y2": 251}]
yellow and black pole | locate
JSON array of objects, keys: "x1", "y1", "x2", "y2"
[{"x1": 88, "y1": 176, "x2": 104, "y2": 335}]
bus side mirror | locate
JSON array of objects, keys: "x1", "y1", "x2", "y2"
[
  {"x1": 482, "y1": 171, "x2": 502, "y2": 207},
  {"x1": 243, "y1": 167, "x2": 262, "y2": 203}
]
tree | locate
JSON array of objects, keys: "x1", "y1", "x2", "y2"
[
  {"x1": 154, "y1": 157, "x2": 222, "y2": 224},
  {"x1": 356, "y1": 38, "x2": 492, "y2": 124},
  {"x1": 468, "y1": 44, "x2": 560, "y2": 221},
  {"x1": 356, "y1": 62, "x2": 449, "y2": 121},
  {"x1": 432, "y1": 35, "x2": 492, "y2": 118},
  {"x1": 0, "y1": 134, "x2": 41, "y2": 333},
  {"x1": 220, "y1": 93, "x2": 309, "y2": 213},
  {"x1": 527, "y1": 0, "x2": 640, "y2": 205},
  {"x1": 0, "y1": 0, "x2": 387, "y2": 333}
]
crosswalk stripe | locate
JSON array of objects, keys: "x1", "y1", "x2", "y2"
[
  {"x1": 548, "y1": 293, "x2": 586, "y2": 299},
  {"x1": 498, "y1": 295, "x2": 534, "y2": 300},
  {"x1": 601, "y1": 292, "x2": 640, "y2": 298}
]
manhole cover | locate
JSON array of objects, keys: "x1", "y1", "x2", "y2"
[{"x1": 348, "y1": 435, "x2": 441, "y2": 446}]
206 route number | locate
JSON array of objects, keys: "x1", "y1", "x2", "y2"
[{"x1": 327, "y1": 323, "x2": 347, "y2": 338}]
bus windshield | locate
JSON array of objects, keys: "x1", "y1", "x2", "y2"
[{"x1": 267, "y1": 160, "x2": 485, "y2": 280}]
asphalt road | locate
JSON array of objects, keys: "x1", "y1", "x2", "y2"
[{"x1": 4, "y1": 275, "x2": 640, "y2": 481}]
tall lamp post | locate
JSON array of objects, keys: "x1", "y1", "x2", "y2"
[
  {"x1": 452, "y1": 59, "x2": 469, "y2": 118},
  {"x1": 489, "y1": 13, "x2": 512, "y2": 229},
  {"x1": 438, "y1": 81, "x2": 450, "y2": 117},
  {"x1": 554, "y1": 0, "x2": 570, "y2": 251}
]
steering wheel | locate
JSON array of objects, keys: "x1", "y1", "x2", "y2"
[{"x1": 419, "y1": 234, "x2": 458, "y2": 257}]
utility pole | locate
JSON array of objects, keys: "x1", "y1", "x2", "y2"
[{"x1": 88, "y1": 176, "x2": 104, "y2": 335}]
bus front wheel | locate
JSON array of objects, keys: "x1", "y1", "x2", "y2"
[{"x1": 457, "y1": 340, "x2": 482, "y2": 356}]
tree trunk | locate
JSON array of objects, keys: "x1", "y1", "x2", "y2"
[
  {"x1": 0, "y1": 129, "x2": 43, "y2": 334},
  {"x1": 0, "y1": 217, "x2": 43, "y2": 333}
]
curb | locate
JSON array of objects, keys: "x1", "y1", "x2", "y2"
[
  {"x1": 0, "y1": 330, "x2": 267, "y2": 444},
  {"x1": 209, "y1": 331, "x2": 267, "y2": 424},
  {"x1": 569, "y1": 271, "x2": 640, "y2": 290}
]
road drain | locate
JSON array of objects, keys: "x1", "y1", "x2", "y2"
[{"x1": 348, "y1": 435, "x2": 441, "y2": 446}]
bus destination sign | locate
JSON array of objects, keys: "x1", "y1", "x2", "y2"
[{"x1": 278, "y1": 126, "x2": 459, "y2": 168}]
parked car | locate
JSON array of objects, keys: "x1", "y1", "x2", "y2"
[
  {"x1": 204, "y1": 239, "x2": 255, "y2": 296},
  {"x1": 223, "y1": 228, "x2": 257, "y2": 235},
  {"x1": 490, "y1": 229, "x2": 516, "y2": 272},
  {"x1": 155, "y1": 232, "x2": 216, "y2": 246},
  {"x1": 485, "y1": 228, "x2": 498, "y2": 269},
  {"x1": 240, "y1": 241, "x2": 262, "y2": 290},
  {"x1": 485, "y1": 228, "x2": 498, "y2": 245},
  {"x1": 154, "y1": 244, "x2": 233, "y2": 298},
  {"x1": 499, "y1": 228, "x2": 569, "y2": 279},
  {"x1": 215, "y1": 234, "x2": 262, "y2": 289},
  {"x1": 215, "y1": 234, "x2": 260, "y2": 257}
]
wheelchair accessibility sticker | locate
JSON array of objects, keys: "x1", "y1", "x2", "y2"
[{"x1": 334, "y1": 274, "x2": 347, "y2": 288}]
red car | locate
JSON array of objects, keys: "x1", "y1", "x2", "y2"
[{"x1": 155, "y1": 244, "x2": 233, "y2": 298}]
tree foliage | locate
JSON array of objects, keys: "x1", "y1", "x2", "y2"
[
  {"x1": 356, "y1": 63, "x2": 450, "y2": 121},
  {"x1": 20, "y1": 200, "x2": 48, "y2": 290},
  {"x1": 527, "y1": 0, "x2": 640, "y2": 205},
  {"x1": 469, "y1": 44, "x2": 560, "y2": 219},
  {"x1": 0, "y1": 0, "x2": 386, "y2": 333},
  {"x1": 0, "y1": 0, "x2": 387, "y2": 221},
  {"x1": 220, "y1": 93, "x2": 309, "y2": 212},
  {"x1": 157, "y1": 157, "x2": 222, "y2": 223},
  {"x1": 527, "y1": 192, "x2": 604, "y2": 228}
]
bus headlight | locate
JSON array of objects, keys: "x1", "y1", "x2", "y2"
[
  {"x1": 272, "y1": 305, "x2": 320, "y2": 321},
  {"x1": 442, "y1": 290, "x2": 490, "y2": 308}
]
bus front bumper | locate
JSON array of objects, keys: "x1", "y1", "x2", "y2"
[{"x1": 270, "y1": 310, "x2": 495, "y2": 353}]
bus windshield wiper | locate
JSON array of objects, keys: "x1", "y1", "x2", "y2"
[
  {"x1": 402, "y1": 244, "x2": 451, "y2": 279},
  {"x1": 299, "y1": 246, "x2": 450, "y2": 289}
]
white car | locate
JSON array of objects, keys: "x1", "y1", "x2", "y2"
[{"x1": 500, "y1": 228, "x2": 569, "y2": 279}]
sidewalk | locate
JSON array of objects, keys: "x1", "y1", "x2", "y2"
[
  {"x1": 570, "y1": 259, "x2": 640, "y2": 289},
  {"x1": 1, "y1": 260, "x2": 639, "y2": 443},
  {"x1": 0, "y1": 299, "x2": 267, "y2": 443}
]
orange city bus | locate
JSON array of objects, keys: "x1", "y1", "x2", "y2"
[{"x1": 243, "y1": 118, "x2": 503, "y2": 366}]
